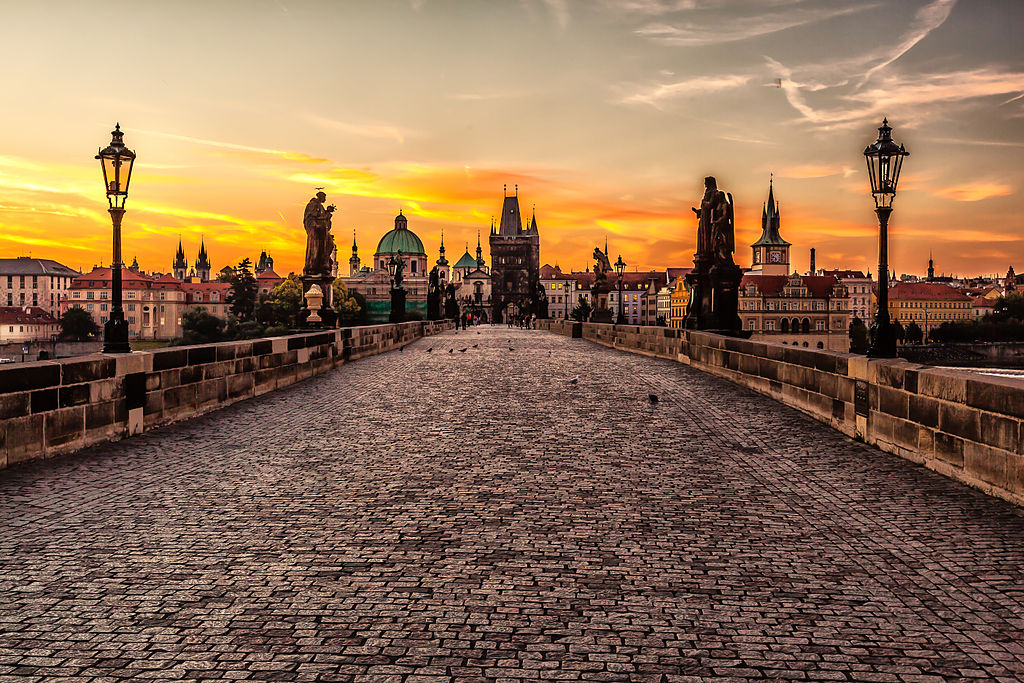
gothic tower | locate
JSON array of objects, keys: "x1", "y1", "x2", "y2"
[
  {"x1": 750, "y1": 177, "x2": 791, "y2": 276},
  {"x1": 350, "y1": 230, "x2": 361, "y2": 276},
  {"x1": 194, "y1": 238, "x2": 211, "y2": 282},
  {"x1": 489, "y1": 184, "x2": 540, "y2": 322},
  {"x1": 173, "y1": 238, "x2": 188, "y2": 281}
]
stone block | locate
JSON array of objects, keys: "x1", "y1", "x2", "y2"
[
  {"x1": 251, "y1": 339, "x2": 273, "y2": 355},
  {"x1": 85, "y1": 401, "x2": 116, "y2": 431},
  {"x1": 847, "y1": 355, "x2": 870, "y2": 381},
  {"x1": 271, "y1": 337, "x2": 288, "y2": 354},
  {"x1": 151, "y1": 348, "x2": 188, "y2": 371},
  {"x1": 226, "y1": 373, "x2": 254, "y2": 399},
  {"x1": 869, "y1": 410, "x2": 896, "y2": 443},
  {"x1": 61, "y1": 356, "x2": 115, "y2": 384},
  {"x1": 89, "y1": 377, "x2": 121, "y2": 403},
  {"x1": 30, "y1": 388, "x2": 58, "y2": 413},
  {"x1": 909, "y1": 394, "x2": 939, "y2": 428},
  {"x1": 877, "y1": 386, "x2": 909, "y2": 419},
  {"x1": 872, "y1": 362, "x2": 905, "y2": 390},
  {"x1": 144, "y1": 389, "x2": 164, "y2": 416},
  {"x1": 187, "y1": 346, "x2": 217, "y2": 366},
  {"x1": 6, "y1": 414, "x2": 44, "y2": 464},
  {"x1": 933, "y1": 431, "x2": 965, "y2": 468},
  {"x1": 965, "y1": 376, "x2": 1024, "y2": 420},
  {"x1": 163, "y1": 385, "x2": 197, "y2": 416},
  {"x1": 114, "y1": 352, "x2": 149, "y2": 375},
  {"x1": 196, "y1": 378, "x2": 227, "y2": 410},
  {"x1": 918, "y1": 368, "x2": 968, "y2": 403},
  {"x1": 234, "y1": 357, "x2": 256, "y2": 374},
  {"x1": 178, "y1": 364, "x2": 202, "y2": 385},
  {"x1": 159, "y1": 368, "x2": 181, "y2": 390},
  {"x1": 202, "y1": 360, "x2": 234, "y2": 380},
  {"x1": 938, "y1": 402, "x2": 981, "y2": 443},
  {"x1": 127, "y1": 406, "x2": 143, "y2": 436},
  {"x1": 0, "y1": 362, "x2": 60, "y2": 394},
  {"x1": 145, "y1": 372, "x2": 162, "y2": 391},
  {"x1": 978, "y1": 412, "x2": 1020, "y2": 452},
  {"x1": 59, "y1": 383, "x2": 91, "y2": 408},
  {"x1": 44, "y1": 406, "x2": 84, "y2": 449},
  {"x1": 0, "y1": 392, "x2": 30, "y2": 420},
  {"x1": 892, "y1": 417, "x2": 921, "y2": 452},
  {"x1": 964, "y1": 442, "x2": 1011, "y2": 490}
]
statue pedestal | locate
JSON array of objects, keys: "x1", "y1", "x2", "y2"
[
  {"x1": 298, "y1": 274, "x2": 337, "y2": 329},
  {"x1": 389, "y1": 288, "x2": 406, "y2": 324},
  {"x1": 684, "y1": 259, "x2": 747, "y2": 337}
]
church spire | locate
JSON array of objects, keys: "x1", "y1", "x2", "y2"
[
  {"x1": 476, "y1": 229, "x2": 484, "y2": 267},
  {"x1": 352, "y1": 229, "x2": 358, "y2": 255}
]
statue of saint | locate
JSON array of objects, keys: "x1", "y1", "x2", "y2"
[
  {"x1": 692, "y1": 176, "x2": 726, "y2": 262},
  {"x1": 593, "y1": 247, "x2": 612, "y2": 273},
  {"x1": 303, "y1": 191, "x2": 336, "y2": 276},
  {"x1": 711, "y1": 191, "x2": 736, "y2": 266}
]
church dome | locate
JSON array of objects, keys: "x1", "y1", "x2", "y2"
[
  {"x1": 376, "y1": 212, "x2": 426, "y2": 255},
  {"x1": 454, "y1": 250, "x2": 478, "y2": 269}
]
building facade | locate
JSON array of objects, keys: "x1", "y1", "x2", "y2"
[
  {"x1": 489, "y1": 188, "x2": 540, "y2": 322},
  {"x1": 342, "y1": 212, "x2": 429, "y2": 322},
  {"x1": 65, "y1": 268, "x2": 188, "y2": 340},
  {"x1": 0, "y1": 306, "x2": 60, "y2": 342},
  {"x1": 888, "y1": 282, "x2": 972, "y2": 339},
  {"x1": 0, "y1": 257, "x2": 80, "y2": 319}
]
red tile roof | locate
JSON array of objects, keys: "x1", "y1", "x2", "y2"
[
  {"x1": 888, "y1": 282, "x2": 972, "y2": 301},
  {"x1": 0, "y1": 306, "x2": 58, "y2": 325},
  {"x1": 256, "y1": 269, "x2": 283, "y2": 281}
]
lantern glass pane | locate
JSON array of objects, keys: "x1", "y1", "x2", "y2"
[
  {"x1": 891, "y1": 153, "x2": 904, "y2": 193},
  {"x1": 103, "y1": 156, "x2": 119, "y2": 194},
  {"x1": 865, "y1": 156, "x2": 878, "y2": 194},
  {"x1": 116, "y1": 156, "x2": 134, "y2": 194}
]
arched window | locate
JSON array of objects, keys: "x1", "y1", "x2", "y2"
[
  {"x1": 817, "y1": 341, "x2": 824, "y2": 349},
  {"x1": 780, "y1": 319, "x2": 789, "y2": 333},
  {"x1": 802, "y1": 318, "x2": 810, "y2": 333}
]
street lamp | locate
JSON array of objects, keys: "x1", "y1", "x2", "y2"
[
  {"x1": 564, "y1": 279, "x2": 571, "y2": 321},
  {"x1": 864, "y1": 118, "x2": 908, "y2": 358},
  {"x1": 387, "y1": 250, "x2": 406, "y2": 324},
  {"x1": 614, "y1": 255, "x2": 626, "y2": 324},
  {"x1": 96, "y1": 124, "x2": 135, "y2": 354}
]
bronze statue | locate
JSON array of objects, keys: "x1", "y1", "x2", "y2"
[
  {"x1": 303, "y1": 191, "x2": 336, "y2": 276},
  {"x1": 684, "y1": 175, "x2": 742, "y2": 333},
  {"x1": 593, "y1": 246, "x2": 612, "y2": 273}
]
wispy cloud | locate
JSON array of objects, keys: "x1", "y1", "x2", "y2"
[
  {"x1": 618, "y1": 74, "x2": 751, "y2": 107},
  {"x1": 778, "y1": 164, "x2": 855, "y2": 179},
  {"x1": 635, "y1": 3, "x2": 873, "y2": 46},
  {"x1": 302, "y1": 114, "x2": 414, "y2": 144},
  {"x1": 934, "y1": 182, "x2": 1013, "y2": 202},
  {"x1": 858, "y1": 0, "x2": 956, "y2": 85},
  {"x1": 138, "y1": 129, "x2": 330, "y2": 164}
]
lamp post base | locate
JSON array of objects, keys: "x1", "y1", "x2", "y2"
[
  {"x1": 103, "y1": 312, "x2": 131, "y2": 354},
  {"x1": 389, "y1": 288, "x2": 406, "y2": 324},
  {"x1": 867, "y1": 321, "x2": 898, "y2": 358}
]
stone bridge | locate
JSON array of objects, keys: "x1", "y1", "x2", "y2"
[{"x1": 1, "y1": 326, "x2": 1023, "y2": 681}]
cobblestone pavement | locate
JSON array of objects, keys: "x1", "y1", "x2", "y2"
[{"x1": 2, "y1": 327, "x2": 1024, "y2": 682}]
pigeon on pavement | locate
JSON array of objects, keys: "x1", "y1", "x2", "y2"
[
  {"x1": 567, "y1": 376, "x2": 579, "y2": 385},
  {"x1": 649, "y1": 393, "x2": 659, "y2": 403}
]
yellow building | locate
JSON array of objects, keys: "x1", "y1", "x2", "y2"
[
  {"x1": 887, "y1": 282, "x2": 972, "y2": 339},
  {"x1": 669, "y1": 277, "x2": 689, "y2": 329}
]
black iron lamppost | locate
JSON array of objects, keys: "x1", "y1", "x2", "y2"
[
  {"x1": 614, "y1": 255, "x2": 626, "y2": 324},
  {"x1": 564, "y1": 279, "x2": 571, "y2": 320},
  {"x1": 96, "y1": 124, "x2": 135, "y2": 354},
  {"x1": 387, "y1": 251, "x2": 406, "y2": 324},
  {"x1": 863, "y1": 118, "x2": 909, "y2": 358}
]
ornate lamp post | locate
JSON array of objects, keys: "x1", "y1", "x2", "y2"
[
  {"x1": 96, "y1": 124, "x2": 135, "y2": 353},
  {"x1": 614, "y1": 255, "x2": 626, "y2": 324},
  {"x1": 387, "y1": 250, "x2": 406, "y2": 324},
  {"x1": 863, "y1": 118, "x2": 909, "y2": 358},
  {"x1": 564, "y1": 279, "x2": 571, "y2": 320}
]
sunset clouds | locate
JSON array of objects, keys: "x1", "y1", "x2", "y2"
[{"x1": 0, "y1": 0, "x2": 1020, "y2": 279}]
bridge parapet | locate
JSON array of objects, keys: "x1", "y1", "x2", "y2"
[
  {"x1": 0, "y1": 320, "x2": 453, "y2": 469},
  {"x1": 542, "y1": 321, "x2": 1024, "y2": 507}
]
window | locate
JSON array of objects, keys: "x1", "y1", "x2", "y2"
[
  {"x1": 86, "y1": 291, "x2": 94, "y2": 300},
  {"x1": 127, "y1": 303, "x2": 135, "y2": 311},
  {"x1": 100, "y1": 291, "x2": 109, "y2": 299},
  {"x1": 128, "y1": 316, "x2": 135, "y2": 325},
  {"x1": 816, "y1": 320, "x2": 825, "y2": 331},
  {"x1": 32, "y1": 276, "x2": 37, "y2": 288}
]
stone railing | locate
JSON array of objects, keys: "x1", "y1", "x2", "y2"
[
  {"x1": 542, "y1": 321, "x2": 1024, "y2": 507},
  {"x1": 0, "y1": 320, "x2": 453, "y2": 469}
]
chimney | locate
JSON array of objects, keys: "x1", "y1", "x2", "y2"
[{"x1": 809, "y1": 248, "x2": 816, "y2": 274}]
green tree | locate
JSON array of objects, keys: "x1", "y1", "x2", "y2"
[
  {"x1": 893, "y1": 318, "x2": 906, "y2": 343},
  {"x1": 333, "y1": 279, "x2": 366, "y2": 326},
  {"x1": 59, "y1": 307, "x2": 100, "y2": 341},
  {"x1": 905, "y1": 321, "x2": 924, "y2": 345},
  {"x1": 228, "y1": 258, "x2": 258, "y2": 322},
  {"x1": 180, "y1": 306, "x2": 226, "y2": 345},
  {"x1": 571, "y1": 297, "x2": 593, "y2": 322},
  {"x1": 263, "y1": 273, "x2": 302, "y2": 327},
  {"x1": 848, "y1": 316, "x2": 869, "y2": 354},
  {"x1": 990, "y1": 293, "x2": 1024, "y2": 322}
]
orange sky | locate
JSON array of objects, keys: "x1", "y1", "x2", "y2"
[{"x1": 1, "y1": 0, "x2": 1022, "y2": 279}]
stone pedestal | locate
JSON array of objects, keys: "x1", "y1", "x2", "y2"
[
  {"x1": 389, "y1": 288, "x2": 406, "y2": 324},
  {"x1": 298, "y1": 274, "x2": 338, "y2": 329},
  {"x1": 684, "y1": 259, "x2": 746, "y2": 336}
]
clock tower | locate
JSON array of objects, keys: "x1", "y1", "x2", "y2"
[{"x1": 750, "y1": 177, "x2": 791, "y2": 276}]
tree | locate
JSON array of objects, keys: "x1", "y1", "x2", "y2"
[
  {"x1": 990, "y1": 293, "x2": 1024, "y2": 323},
  {"x1": 893, "y1": 318, "x2": 906, "y2": 343},
  {"x1": 59, "y1": 307, "x2": 100, "y2": 341},
  {"x1": 332, "y1": 279, "x2": 365, "y2": 326},
  {"x1": 180, "y1": 306, "x2": 226, "y2": 345},
  {"x1": 261, "y1": 273, "x2": 302, "y2": 327},
  {"x1": 848, "y1": 316, "x2": 869, "y2": 354},
  {"x1": 905, "y1": 321, "x2": 924, "y2": 345},
  {"x1": 228, "y1": 258, "x2": 258, "y2": 322},
  {"x1": 571, "y1": 297, "x2": 593, "y2": 322}
]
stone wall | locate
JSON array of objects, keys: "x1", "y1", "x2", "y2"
[
  {"x1": 0, "y1": 321, "x2": 453, "y2": 469},
  {"x1": 542, "y1": 321, "x2": 1024, "y2": 507}
]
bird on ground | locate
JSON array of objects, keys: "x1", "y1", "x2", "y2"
[
  {"x1": 426, "y1": 348, "x2": 433, "y2": 353},
  {"x1": 448, "y1": 348, "x2": 453, "y2": 354},
  {"x1": 472, "y1": 344, "x2": 478, "y2": 348},
  {"x1": 567, "y1": 376, "x2": 579, "y2": 385},
  {"x1": 508, "y1": 347, "x2": 514, "y2": 351},
  {"x1": 649, "y1": 394, "x2": 659, "y2": 404},
  {"x1": 459, "y1": 348, "x2": 467, "y2": 352}
]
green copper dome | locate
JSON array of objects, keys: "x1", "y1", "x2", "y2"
[
  {"x1": 376, "y1": 212, "x2": 426, "y2": 255},
  {"x1": 454, "y1": 250, "x2": 478, "y2": 269}
]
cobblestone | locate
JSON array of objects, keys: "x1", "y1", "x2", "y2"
[{"x1": 1, "y1": 326, "x2": 1024, "y2": 681}]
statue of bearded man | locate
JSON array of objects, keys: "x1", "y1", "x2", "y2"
[{"x1": 303, "y1": 191, "x2": 335, "y2": 276}]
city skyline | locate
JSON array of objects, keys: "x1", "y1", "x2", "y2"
[{"x1": 2, "y1": 0, "x2": 1022, "y2": 277}]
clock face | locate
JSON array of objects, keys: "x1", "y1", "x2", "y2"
[{"x1": 769, "y1": 251, "x2": 782, "y2": 263}]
